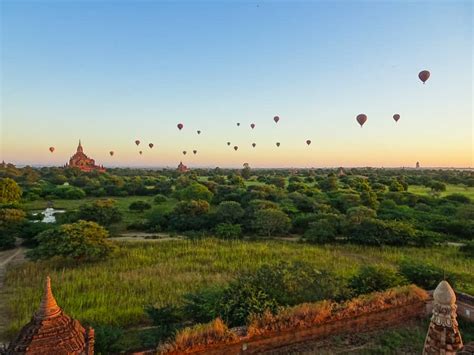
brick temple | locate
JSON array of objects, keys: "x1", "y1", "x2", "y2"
[{"x1": 66, "y1": 140, "x2": 105, "y2": 173}]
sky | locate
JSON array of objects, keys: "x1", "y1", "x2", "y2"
[{"x1": 1, "y1": 0, "x2": 472, "y2": 168}]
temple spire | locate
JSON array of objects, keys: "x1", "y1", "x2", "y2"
[
  {"x1": 35, "y1": 276, "x2": 61, "y2": 320},
  {"x1": 77, "y1": 139, "x2": 83, "y2": 153}
]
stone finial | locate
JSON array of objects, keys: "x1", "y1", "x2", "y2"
[
  {"x1": 34, "y1": 276, "x2": 61, "y2": 320},
  {"x1": 423, "y1": 280, "x2": 463, "y2": 354}
]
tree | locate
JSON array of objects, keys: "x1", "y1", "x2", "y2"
[
  {"x1": 168, "y1": 200, "x2": 211, "y2": 231},
  {"x1": 215, "y1": 201, "x2": 244, "y2": 223},
  {"x1": 430, "y1": 181, "x2": 447, "y2": 193},
  {"x1": 0, "y1": 178, "x2": 22, "y2": 204},
  {"x1": 129, "y1": 201, "x2": 152, "y2": 213},
  {"x1": 214, "y1": 223, "x2": 242, "y2": 239},
  {"x1": 174, "y1": 183, "x2": 213, "y2": 202},
  {"x1": 304, "y1": 219, "x2": 337, "y2": 244},
  {"x1": 28, "y1": 220, "x2": 116, "y2": 261},
  {"x1": 389, "y1": 179, "x2": 405, "y2": 192},
  {"x1": 75, "y1": 199, "x2": 122, "y2": 226},
  {"x1": 0, "y1": 208, "x2": 26, "y2": 249},
  {"x1": 346, "y1": 206, "x2": 376, "y2": 224},
  {"x1": 252, "y1": 209, "x2": 291, "y2": 236},
  {"x1": 398, "y1": 259, "x2": 456, "y2": 290},
  {"x1": 349, "y1": 265, "x2": 406, "y2": 296}
]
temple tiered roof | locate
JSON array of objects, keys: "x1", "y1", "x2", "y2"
[{"x1": 6, "y1": 276, "x2": 94, "y2": 355}]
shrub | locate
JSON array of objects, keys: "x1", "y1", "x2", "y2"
[
  {"x1": 182, "y1": 287, "x2": 224, "y2": 324},
  {"x1": 444, "y1": 193, "x2": 470, "y2": 204},
  {"x1": 93, "y1": 325, "x2": 124, "y2": 354},
  {"x1": 215, "y1": 201, "x2": 244, "y2": 224},
  {"x1": 159, "y1": 318, "x2": 237, "y2": 353},
  {"x1": 129, "y1": 201, "x2": 152, "y2": 213},
  {"x1": 460, "y1": 241, "x2": 474, "y2": 258},
  {"x1": 154, "y1": 194, "x2": 168, "y2": 204},
  {"x1": 304, "y1": 220, "x2": 337, "y2": 244},
  {"x1": 346, "y1": 218, "x2": 417, "y2": 246},
  {"x1": 349, "y1": 265, "x2": 406, "y2": 296},
  {"x1": 398, "y1": 259, "x2": 456, "y2": 290},
  {"x1": 75, "y1": 199, "x2": 122, "y2": 226},
  {"x1": 28, "y1": 220, "x2": 116, "y2": 262},
  {"x1": 145, "y1": 304, "x2": 184, "y2": 339},
  {"x1": 214, "y1": 223, "x2": 242, "y2": 239}
]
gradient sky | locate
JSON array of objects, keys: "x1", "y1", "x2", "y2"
[{"x1": 1, "y1": 0, "x2": 472, "y2": 168}]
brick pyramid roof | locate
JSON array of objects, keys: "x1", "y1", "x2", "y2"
[{"x1": 6, "y1": 276, "x2": 94, "y2": 355}]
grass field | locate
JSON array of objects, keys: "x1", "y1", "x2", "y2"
[
  {"x1": 3, "y1": 239, "x2": 473, "y2": 339},
  {"x1": 409, "y1": 184, "x2": 474, "y2": 199}
]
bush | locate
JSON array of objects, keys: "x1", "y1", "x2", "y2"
[
  {"x1": 304, "y1": 219, "x2": 337, "y2": 244},
  {"x1": 145, "y1": 304, "x2": 184, "y2": 339},
  {"x1": 75, "y1": 199, "x2": 122, "y2": 226},
  {"x1": 215, "y1": 201, "x2": 244, "y2": 224},
  {"x1": 349, "y1": 265, "x2": 406, "y2": 296},
  {"x1": 214, "y1": 223, "x2": 242, "y2": 239},
  {"x1": 93, "y1": 325, "x2": 124, "y2": 354},
  {"x1": 444, "y1": 193, "x2": 470, "y2": 204},
  {"x1": 154, "y1": 194, "x2": 168, "y2": 204},
  {"x1": 129, "y1": 201, "x2": 152, "y2": 213},
  {"x1": 398, "y1": 259, "x2": 456, "y2": 290},
  {"x1": 460, "y1": 241, "x2": 474, "y2": 258},
  {"x1": 28, "y1": 220, "x2": 116, "y2": 262},
  {"x1": 346, "y1": 218, "x2": 417, "y2": 246}
]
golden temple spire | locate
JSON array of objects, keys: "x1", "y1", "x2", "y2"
[{"x1": 35, "y1": 276, "x2": 61, "y2": 320}]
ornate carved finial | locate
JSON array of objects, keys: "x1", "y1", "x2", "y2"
[
  {"x1": 35, "y1": 276, "x2": 61, "y2": 320},
  {"x1": 423, "y1": 280, "x2": 463, "y2": 354}
]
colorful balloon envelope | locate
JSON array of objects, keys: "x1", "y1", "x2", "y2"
[
  {"x1": 135, "y1": 140, "x2": 140, "y2": 146},
  {"x1": 177, "y1": 123, "x2": 184, "y2": 130},
  {"x1": 276, "y1": 142, "x2": 280, "y2": 147},
  {"x1": 250, "y1": 123, "x2": 255, "y2": 129},
  {"x1": 49, "y1": 147, "x2": 55, "y2": 153},
  {"x1": 274, "y1": 116, "x2": 280, "y2": 123},
  {"x1": 227, "y1": 142, "x2": 231, "y2": 146},
  {"x1": 252, "y1": 143, "x2": 256, "y2": 148},
  {"x1": 356, "y1": 114, "x2": 367, "y2": 127},
  {"x1": 393, "y1": 114, "x2": 400, "y2": 122},
  {"x1": 418, "y1": 70, "x2": 430, "y2": 84},
  {"x1": 197, "y1": 130, "x2": 201, "y2": 134},
  {"x1": 234, "y1": 146, "x2": 238, "y2": 151},
  {"x1": 183, "y1": 150, "x2": 187, "y2": 155},
  {"x1": 149, "y1": 143, "x2": 154, "y2": 148},
  {"x1": 306, "y1": 140, "x2": 311, "y2": 146},
  {"x1": 109, "y1": 151, "x2": 114, "y2": 156},
  {"x1": 236, "y1": 123, "x2": 240, "y2": 126},
  {"x1": 139, "y1": 151, "x2": 143, "y2": 155},
  {"x1": 193, "y1": 150, "x2": 197, "y2": 155}
]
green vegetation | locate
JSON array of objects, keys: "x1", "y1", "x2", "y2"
[{"x1": 3, "y1": 239, "x2": 473, "y2": 340}]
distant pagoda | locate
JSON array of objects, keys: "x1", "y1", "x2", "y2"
[
  {"x1": 423, "y1": 280, "x2": 463, "y2": 354},
  {"x1": 177, "y1": 161, "x2": 189, "y2": 173},
  {"x1": 66, "y1": 140, "x2": 105, "y2": 173},
  {"x1": 6, "y1": 276, "x2": 94, "y2": 355}
]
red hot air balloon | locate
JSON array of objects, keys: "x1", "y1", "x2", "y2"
[
  {"x1": 49, "y1": 147, "x2": 55, "y2": 153},
  {"x1": 193, "y1": 150, "x2": 197, "y2": 155},
  {"x1": 306, "y1": 140, "x2": 311, "y2": 146},
  {"x1": 418, "y1": 70, "x2": 430, "y2": 84},
  {"x1": 276, "y1": 142, "x2": 280, "y2": 147},
  {"x1": 197, "y1": 130, "x2": 201, "y2": 135},
  {"x1": 393, "y1": 114, "x2": 400, "y2": 122},
  {"x1": 250, "y1": 123, "x2": 255, "y2": 129},
  {"x1": 234, "y1": 146, "x2": 238, "y2": 151},
  {"x1": 252, "y1": 143, "x2": 256, "y2": 148},
  {"x1": 135, "y1": 140, "x2": 140, "y2": 146},
  {"x1": 227, "y1": 142, "x2": 231, "y2": 146},
  {"x1": 183, "y1": 150, "x2": 187, "y2": 155},
  {"x1": 149, "y1": 143, "x2": 154, "y2": 148},
  {"x1": 274, "y1": 116, "x2": 280, "y2": 123},
  {"x1": 109, "y1": 151, "x2": 114, "y2": 156},
  {"x1": 139, "y1": 151, "x2": 143, "y2": 155},
  {"x1": 356, "y1": 114, "x2": 367, "y2": 127},
  {"x1": 177, "y1": 123, "x2": 184, "y2": 130}
]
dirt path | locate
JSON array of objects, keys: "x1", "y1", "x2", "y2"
[{"x1": 0, "y1": 246, "x2": 26, "y2": 344}]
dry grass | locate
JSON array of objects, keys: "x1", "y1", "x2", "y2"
[
  {"x1": 158, "y1": 318, "x2": 238, "y2": 353},
  {"x1": 247, "y1": 285, "x2": 428, "y2": 337}
]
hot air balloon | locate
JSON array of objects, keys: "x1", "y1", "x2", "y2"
[
  {"x1": 183, "y1": 150, "x2": 187, "y2": 155},
  {"x1": 227, "y1": 142, "x2": 231, "y2": 146},
  {"x1": 193, "y1": 150, "x2": 197, "y2": 155},
  {"x1": 306, "y1": 140, "x2": 311, "y2": 146},
  {"x1": 250, "y1": 123, "x2": 255, "y2": 129},
  {"x1": 135, "y1": 140, "x2": 140, "y2": 146},
  {"x1": 139, "y1": 151, "x2": 143, "y2": 155},
  {"x1": 177, "y1": 123, "x2": 184, "y2": 130},
  {"x1": 274, "y1": 116, "x2": 280, "y2": 123},
  {"x1": 149, "y1": 143, "x2": 154, "y2": 148},
  {"x1": 356, "y1": 114, "x2": 367, "y2": 127},
  {"x1": 109, "y1": 151, "x2": 114, "y2": 156},
  {"x1": 236, "y1": 123, "x2": 240, "y2": 127},
  {"x1": 197, "y1": 130, "x2": 201, "y2": 135},
  {"x1": 234, "y1": 146, "x2": 238, "y2": 151},
  {"x1": 252, "y1": 143, "x2": 256, "y2": 148},
  {"x1": 49, "y1": 147, "x2": 55, "y2": 153},
  {"x1": 418, "y1": 70, "x2": 430, "y2": 84},
  {"x1": 276, "y1": 142, "x2": 280, "y2": 147},
  {"x1": 393, "y1": 114, "x2": 400, "y2": 122}
]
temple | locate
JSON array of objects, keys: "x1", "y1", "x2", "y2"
[
  {"x1": 423, "y1": 280, "x2": 463, "y2": 354},
  {"x1": 66, "y1": 140, "x2": 105, "y2": 172},
  {"x1": 6, "y1": 276, "x2": 94, "y2": 354},
  {"x1": 177, "y1": 161, "x2": 189, "y2": 173}
]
